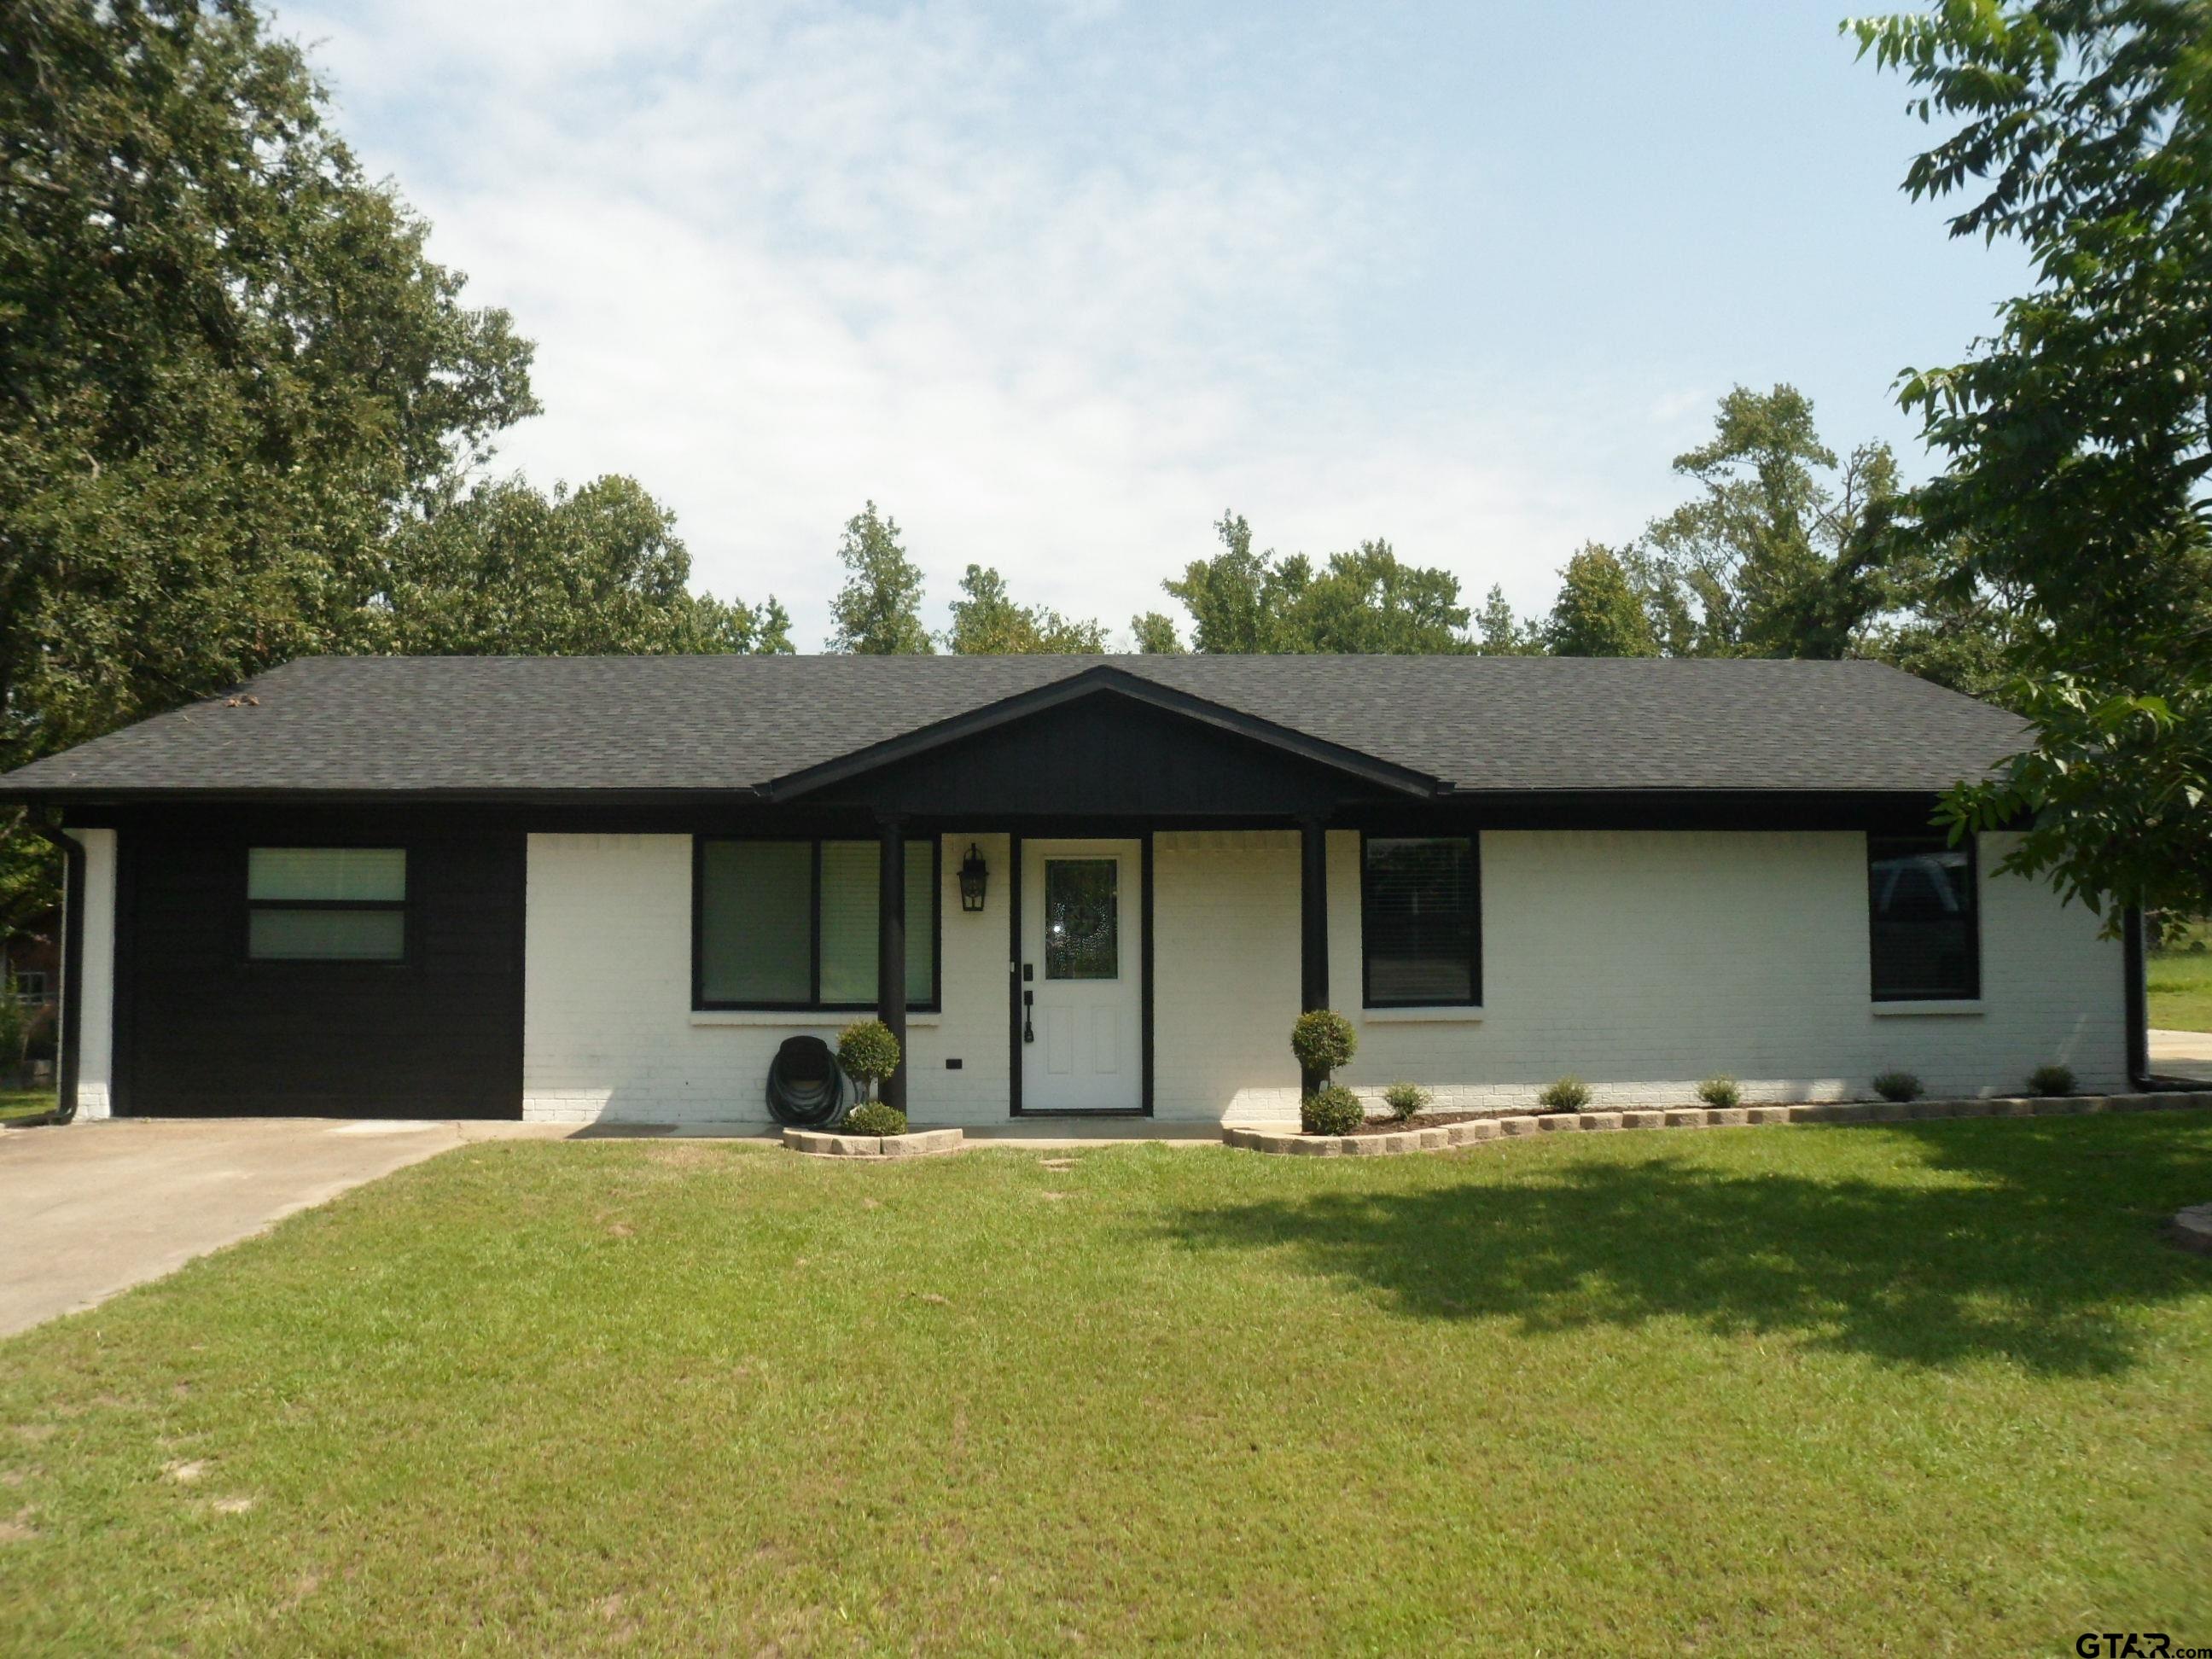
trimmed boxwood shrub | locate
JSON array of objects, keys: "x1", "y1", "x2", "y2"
[
  {"x1": 1536, "y1": 1075, "x2": 1591, "y2": 1113},
  {"x1": 837, "y1": 1019, "x2": 901, "y2": 1103},
  {"x1": 1697, "y1": 1075, "x2": 1741, "y2": 1109},
  {"x1": 1289, "y1": 1010, "x2": 1358, "y2": 1081},
  {"x1": 1382, "y1": 1081, "x2": 1430, "y2": 1121},
  {"x1": 2027, "y1": 1063, "x2": 2076, "y2": 1097},
  {"x1": 1871, "y1": 1070, "x2": 1922, "y2": 1103},
  {"x1": 1301, "y1": 1086, "x2": 1365, "y2": 1136},
  {"x1": 844, "y1": 1101, "x2": 907, "y2": 1137}
]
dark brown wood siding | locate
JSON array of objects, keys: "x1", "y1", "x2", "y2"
[{"x1": 116, "y1": 823, "x2": 523, "y2": 1118}]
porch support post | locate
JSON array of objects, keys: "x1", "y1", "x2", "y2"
[
  {"x1": 1299, "y1": 815, "x2": 1329, "y2": 1095},
  {"x1": 877, "y1": 814, "x2": 908, "y2": 1115}
]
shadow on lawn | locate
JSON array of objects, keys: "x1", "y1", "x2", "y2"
[{"x1": 1164, "y1": 1119, "x2": 2212, "y2": 1375}]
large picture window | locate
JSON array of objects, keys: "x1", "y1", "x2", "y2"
[
  {"x1": 1361, "y1": 835, "x2": 1481, "y2": 1007},
  {"x1": 696, "y1": 837, "x2": 938, "y2": 1010},
  {"x1": 1868, "y1": 835, "x2": 1979, "y2": 1001},
  {"x1": 247, "y1": 847, "x2": 408, "y2": 961}
]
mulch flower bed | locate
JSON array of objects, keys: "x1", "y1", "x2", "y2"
[{"x1": 1335, "y1": 1111, "x2": 1486, "y2": 1138}]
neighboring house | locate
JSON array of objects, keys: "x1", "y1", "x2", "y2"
[
  {"x1": 1, "y1": 919, "x2": 58, "y2": 1010},
  {"x1": 0, "y1": 655, "x2": 2147, "y2": 1126}
]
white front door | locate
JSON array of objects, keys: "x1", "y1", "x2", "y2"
[{"x1": 1021, "y1": 838, "x2": 1143, "y2": 1112}]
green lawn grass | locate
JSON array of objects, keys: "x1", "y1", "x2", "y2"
[
  {"x1": 2150, "y1": 949, "x2": 2212, "y2": 1031},
  {"x1": 3, "y1": 1121, "x2": 2209, "y2": 1653},
  {"x1": 0, "y1": 1088, "x2": 54, "y2": 1122}
]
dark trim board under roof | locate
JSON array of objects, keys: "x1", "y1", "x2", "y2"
[{"x1": 0, "y1": 653, "x2": 2032, "y2": 806}]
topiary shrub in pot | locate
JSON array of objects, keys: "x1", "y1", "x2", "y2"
[
  {"x1": 1289, "y1": 1010, "x2": 1358, "y2": 1085},
  {"x1": 1536, "y1": 1075, "x2": 1591, "y2": 1113},
  {"x1": 1301, "y1": 1085, "x2": 1365, "y2": 1136},
  {"x1": 844, "y1": 1101, "x2": 908, "y2": 1137},
  {"x1": 1697, "y1": 1075, "x2": 1741, "y2": 1109},
  {"x1": 837, "y1": 1019, "x2": 902, "y2": 1106},
  {"x1": 1871, "y1": 1070, "x2": 1922, "y2": 1103},
  {"x1": 1382, "y1": 1081, "x2": 1430, "y2": 1122},
  {"x1": 2026, "y1": 1063, "x2": 2075, "y2": 1097}
]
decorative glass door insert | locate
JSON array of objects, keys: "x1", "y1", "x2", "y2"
[{"x1": 1044, "y1": 859, "x2": 1119, "y2": 980}]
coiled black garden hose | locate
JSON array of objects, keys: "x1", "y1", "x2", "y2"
[{"x1": 765, "y1": 1034, "x2": 847, "y2": 1126}]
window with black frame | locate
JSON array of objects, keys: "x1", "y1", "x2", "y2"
[
  {"x1": 695, "y1": 837, "x2": 937, "y2": 1010},
  {"x1": 1867, "y1": 835, "x2": 1979, "y2": 1001},
  {"x1": 1361, "y1": 835, "x2": 1481, "y2": 1007}
]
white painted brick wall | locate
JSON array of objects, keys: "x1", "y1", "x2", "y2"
[
  {"x1": 1326, "y1": 828, "x2": 2127, "y2": 1109},
  {"x1": 521, "y1": 826, "x2": 2128, "y2": 1128},
  {"x1": 67, "y1": 827, "x2": 116, "y2": 1120},
  {"x1": 523, "y1": 833, "x2": 1009, "y2": 1126},
  {"x1": 1153, "y1": 831, "x2": 1302, "y2": 1121}
]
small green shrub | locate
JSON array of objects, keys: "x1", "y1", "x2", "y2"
[
  {"x1": 1300, "y1": 1085, "x2": 1365, "y2": 1136},
  {"x1": 1697, "y1": 1075, "x2": 1740, "y2": 1109},
  {"x1": 836, "y1": 1020, "x2": 901, "y2": 1102},
  {"x1": 1536, "y1": 1075, "x2": 1591, "y2": 1113},
  {"x1": 1382, "y1": 1081, "x2": 1430, "y2": 1121},
  {"x1": 844, "y1": 1101, "x2": 907, "y2": 1137},
  {"x1": 2027, "y1": 1063, "x2": 2076, "y2": 1097},
  {"x1": 1289, "y1": 1010, "x2": 1358, "y2": 1080},
  {"x1": 1871, "y1": 1070, "x2": 1922, "y2": 1103}
]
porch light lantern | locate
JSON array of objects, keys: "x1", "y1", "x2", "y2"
[{"x1": 958, "y1": 843, "x2": 989, "y2": 912}]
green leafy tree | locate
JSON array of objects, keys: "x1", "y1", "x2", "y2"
[
  {"x1": 0, "y1": 0, "x2": 783, "y2": 940},
  {"x1": 1161, "y1": 512, "x2": 1470, "y2": 653},
  {"x1": 0, "y1": 0, "x2": 538, "y2": 776},
  {"x1": 1641, "y1": 387, "x2": 1901, "y2": 658},
  {"x1": 1289, "y1": 540, "x2": 1470, "y2": 653},
  {"x1": 366, "y1": 476, "x2": 789, "y2": 655},
  {"x1": 944, "y1": 565, "x2": 1108, "y2": 655},
  {"x1": 1130, "y1": 611, "x2": 1184, "y2": 653},
  {"x1": 1852, "y1": 0, "x2": 2212, "y2": 918},
  {"x1": 1852, "y1": 546, "x2": 2033, "y2": 701},
  {"x1": 1474, "y1": 584, "x2": 1537, "y2": 655},
  {"x1": 1163, "y1": 513, "x2": 1285, "y2": 652},
  {"x1": 1545, "y1": 544, "x2": 1658, "y2": 657},
  {"x1": 0, "y1": 823, "x2": 56, "y2": 955},
  {"x1": 826, "y1": 502, "x2": 933, "y2": 655}
]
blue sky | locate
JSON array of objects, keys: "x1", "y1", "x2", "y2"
[{"x1": 282, "y1": 0, "x2": 2026, "y2": 649}]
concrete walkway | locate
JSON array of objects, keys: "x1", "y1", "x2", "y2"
[
  {"x1": 2151, "y1": 1028, "x2": 2212, "y2": 1082},
  {"x1": 0, "y1": 1118, "x2": 560, "y2": 1338}
]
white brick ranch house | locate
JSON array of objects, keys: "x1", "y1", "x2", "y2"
[{"x1": 0, "y1": 655, "x2": 2148, "y2": 1127}]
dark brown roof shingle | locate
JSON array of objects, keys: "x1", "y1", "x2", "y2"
[{"x1": 0, "y1": 654, "x2": 2029, "y2": 799}]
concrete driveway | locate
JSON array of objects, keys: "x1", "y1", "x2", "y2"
[
  {"x1": 2151, "y1": 1027, "x2": 2212, "y2": 1082},
  {"x1": 0, "y1": 1117, "x2": 551, "y2": 1338}
]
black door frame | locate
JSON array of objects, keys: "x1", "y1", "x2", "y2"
[{"x1": 1007, "y1": 829, "x2": 1154, "y2": 1119}]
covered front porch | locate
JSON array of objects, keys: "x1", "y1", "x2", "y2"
[
  {"x1": 847, "y1": 819, "x2": 1337, "y2": 1121},
  {"x1": 734, "y1": 666, "x2": 1441, "y2": 1122}
]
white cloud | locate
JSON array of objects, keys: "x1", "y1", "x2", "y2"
[{"x1": 282, "y1": 0, "x2": 1685, "y2": 643}]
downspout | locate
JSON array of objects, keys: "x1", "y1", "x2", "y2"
[
  {"x1": 12, "y1": 818, "x2": 83, "y2": 1126},
  {"x1": 2122, "y1": 906, "x2": 2155, "y2": 1090}
]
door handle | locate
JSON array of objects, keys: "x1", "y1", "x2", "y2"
[{"x1": 1022, "y1": 987, "x2": 1034, "y2": 1044}]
